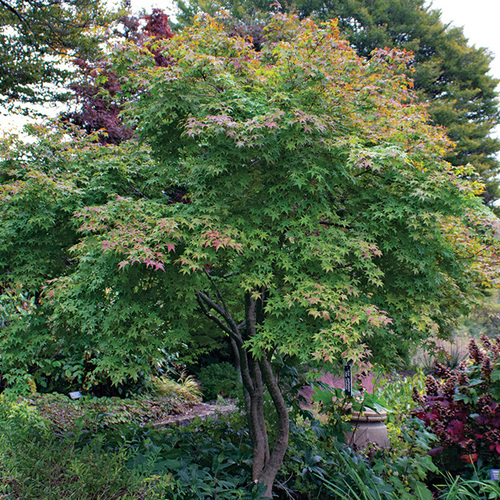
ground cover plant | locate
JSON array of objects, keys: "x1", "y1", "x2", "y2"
[
  {"x1": 1, "y1": 9, "x2": 500, "y2": 496},
  {"x1": 23, "y1": 387, "x2": 200, "y2": 432}
]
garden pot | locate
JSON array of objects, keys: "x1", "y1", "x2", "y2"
[{"x1": 344, "y1": 409, "x2": 390, "y2": 450}]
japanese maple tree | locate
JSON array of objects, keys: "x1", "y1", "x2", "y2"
[{"x1": 60, "y1": 13, "x2": 499, "y2": 495}]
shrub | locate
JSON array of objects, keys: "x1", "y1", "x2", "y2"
[
  {"x1": 412, "y1": 334, "x2": 500, "y2": 472},
  {"x1": 373, "y1": 371, "x2": 426, "y2": 426},
  {"x1": 197, "y1": 362, "x2": 242, "y2": 401},
  {"x1": 368, "y1": 372, "x2": 438, "y2": 499}
]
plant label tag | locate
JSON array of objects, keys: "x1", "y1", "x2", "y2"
[
  {"x1": 344, "y1": 362, "x2": 352, "y2": 396},
  {"x1": 69, "y1": 391, "x2": 82, "y2": 400},
  {"x1": 491, "y1": 470, "x2": 499, "y2": 481}
]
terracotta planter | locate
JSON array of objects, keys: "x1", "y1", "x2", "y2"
[{"x1": 344, "y1": 409, "x2": 390, "y2": 450}]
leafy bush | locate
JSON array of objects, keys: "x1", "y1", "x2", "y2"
[
  {"x1": 197, "y1": 362, "x2": 242, "y2": 401},
  {"x1": 373, "y1": 371, "x2": 426, "y2": 425},
  {"x1": 369, "y1": 417, "x2": 438, "y2": 500},
  {"x1": 413, "y1": 334, "x2": 500, "y2": 472},
  {"x1": 369, "y1": 372, "x2": 438, "y2": 499}
]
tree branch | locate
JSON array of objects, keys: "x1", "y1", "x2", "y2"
[
  {"x1": 0, "y1": 0, "x2": 27, "y2": 25},
  {"x1": 196, "y1": 292, "x2": 239, "y2": 342},
  {"x1": 204, "y1": 268, "x2": 230, "y2": 316}
]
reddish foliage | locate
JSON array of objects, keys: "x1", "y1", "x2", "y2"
[
  {"x1": 142, "y1": 9, "x2": 175, "y2": 67},
  {"x1": 413, "y1": 334, "x2": 500, "y2": 466},
  {"x1": 63, "y1": 10, "x2": 174, "y2": 144},
  {"x1": 65, "y1": 58, "x2": 134, "y2": 145}
]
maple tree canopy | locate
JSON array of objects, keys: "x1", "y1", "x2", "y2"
[{"x1": 72, "y1": 12, "x2": 499, "y2": 366}]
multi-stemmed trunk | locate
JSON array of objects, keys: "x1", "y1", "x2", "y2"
[
  {"x1": 197, "y1": 286, "x2": 290, "y2": 498},
  {"x1": 240, "y1": 348, "x2": 289, "y2": 497}
]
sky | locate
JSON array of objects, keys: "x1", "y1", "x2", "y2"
[
  {"x1": 426, "y1": 0, "x2": 500, "y2": 84},
  {"x1": 423, "y1": 0, "x2": 500, "y2": 139}
]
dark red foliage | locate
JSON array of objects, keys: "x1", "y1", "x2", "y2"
[
  {"x1": 64, "y1": 58, "x2": 134, "y2": 145},
  {"x1": 63, "y1": 10, "x2": 174, "y2": 144},
  {"x1": 413, "y1": 335, "x2": 500, "y2": 465},
  {"x1": 143, "y1": 9, "x2": 174, "y2": 39},
  {"x1": 143, "y1": 9, "x2": 174, "y2": 67}
]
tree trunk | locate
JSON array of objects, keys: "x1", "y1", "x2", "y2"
[
  {"x1": 240, "y1": 348, "x2": 289, "y2": 498},
  {"x1": 246, "y1": 357, "x2": 270, "y2": 480},
  {"x1": 197, "y1": 287, "x2": 290, "y2": 497},
  {"x1": 258, "y1": 355, "x2": 290, "y2": 497},
  {"x1": 242, "y1": 292, "x2": 290, "y2": 497}
]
